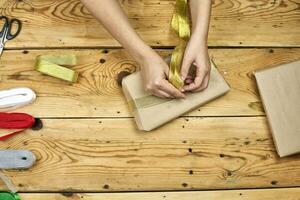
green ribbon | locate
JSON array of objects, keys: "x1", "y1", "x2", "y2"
[
  {"x1": 0, "y1": 192, "x2": 21, "y2": 200},
  {"x1": 35, "y1": 55, "x2": 78, "y2": 82}
]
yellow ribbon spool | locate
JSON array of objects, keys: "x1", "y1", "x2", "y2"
[
  {"x1": 35, "y1": 55, "x2": 78, "y2": 83},
  {"x1": 169, "y1": 0, "x2": 190, "y2": 89}
]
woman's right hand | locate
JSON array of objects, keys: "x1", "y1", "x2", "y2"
[
  {"x1": 138, "y1": 50, "x2": 185, "y2": 99},
  {"x1": 81, "y1": 1, "x2": 184, "y2": 99}
]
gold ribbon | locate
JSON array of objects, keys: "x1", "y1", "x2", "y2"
[
  {"x1": 169, "y1": 0, "x2": 190, "y2": 89},
  {"x1": 127, "y1": 0, "x2": 191, "y2": 111},
  {"x1": 35, "y1": 55, "x2": 78, "y2": 83}
]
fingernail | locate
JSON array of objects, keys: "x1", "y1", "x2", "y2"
[{"x1": 181, "y1": 89, "x2": 185, "y2": 92}]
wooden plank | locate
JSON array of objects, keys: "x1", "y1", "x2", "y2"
[
  {"x1": 1, "y1": 117, "x2": 300, "y2": 191},
  {"x1": 0, "y1": 0, "x2": 299, "y2": 48},
  {"x1": 1, "y1": 48, "x2": 300, "y2": 117},
  {"x1": 19, "y1": 188, "x2": 300, "y2": 200}
]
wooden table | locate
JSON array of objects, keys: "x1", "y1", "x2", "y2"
[{"x1": 0, "y1": 0, "x2": 300, "y2": 199}]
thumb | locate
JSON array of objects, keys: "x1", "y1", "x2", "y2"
[{"x1": 180, "y1": 56, "x2": 192, "y2": 81}]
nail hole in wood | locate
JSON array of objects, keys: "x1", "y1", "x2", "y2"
[
  {"x1": 271, "y1": 180, "x2": 278, "y2": 185},
  {"x1": 31, "y1": 118, "x2": 43, "y2": 130},
  {"x1": 182, "y1": 183, "x2": 188, "y2": 187},
  {"x1": 103, "y1": 184, "x2": 110, "y2": 189}
]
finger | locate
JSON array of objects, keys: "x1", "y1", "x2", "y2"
[
  {"x1": 180, "y1": 56, "x2": 192, "y2": 80},
  {"x1": 185, "y1": 78, "x2": 193, "y2": 84},
  {"x1": 183, "y1": 66, "x2": 207, "y2": 91},
  {"x1": 193, "y1": 73, "x2": 210, "y2": 92},
  {"x1": 184, "y1": 75, "x2": 193, "y2": 84},
  {"x1": 160, "y1": 79, "x2": 185, "y2": 98}
]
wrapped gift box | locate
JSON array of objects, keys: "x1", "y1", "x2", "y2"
[
  {"x1": 255, "y1": 60, "x2": 300, "y2": 157},
  {"x1": 122, "y1": 61, "x2": 230, "y2": 131}
]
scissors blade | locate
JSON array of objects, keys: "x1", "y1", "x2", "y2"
[
  {"x1": 0, "y1": 45, "x2": 4, "y2": 58},
  {"x1": 0, "y1": 28, "x2": 8, "y2": 58}
]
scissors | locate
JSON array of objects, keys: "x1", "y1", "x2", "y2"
[{"x1": 0, "y1": 16, "x2": 22, "y2": 57}]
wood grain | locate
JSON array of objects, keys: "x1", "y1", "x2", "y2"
[
  {"x1": 1, "y1": 48, "x2": 300, "y2": 117},
  {"x1": 0, "y1": 0, "x2": 299, "y2": 48},
  {"x1": 1, "y1": 117, "x2": 300, "y2": 191},
  {"x1": 0, "y1": 0, "x2": 298, "y2": 196},
  {"x1": 19, "y1": 188, "x2": 300, "y2": 200}
]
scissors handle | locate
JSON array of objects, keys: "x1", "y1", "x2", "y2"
[
  {"x1": 5, "y1": 18, "x2": 22, "y2": 40},
  {"x1": 0, "y1": 16, "x2": 9, "y2": 39}
]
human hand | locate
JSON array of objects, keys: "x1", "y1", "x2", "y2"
[
  {"x1": 180, "y1": 38, "x2": 211, "y2": 92},
  {"x1": 138, "y1": 50, "x2": 185, "y2": 99}
]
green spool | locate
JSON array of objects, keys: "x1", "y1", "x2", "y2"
[{"x1": 0, "y1": 192, "x2": 20, "y2": 200}]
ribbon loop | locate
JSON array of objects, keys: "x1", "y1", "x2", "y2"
[
  {"x1": 169, "y1": 0, "x2": 191, "y2": 89},
  {"x1": 35, "y1": 54, "x2": 78, "y2": 83},
  {"x1": 0, "y1": 113, "x2": 36, "y2": 141},
  {"x1": 0, "y1": 150, "x2": 36, "y2": 200},
  {"x1": 0, "y1": 150, "x2": 36, "y2": 170},
  {"x1": 0, "y1": 88, "x2": 36, "y2": 111}
]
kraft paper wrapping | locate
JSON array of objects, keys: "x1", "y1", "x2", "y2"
[
  {"x1": 122, "y1": 62, "x2": 230, "y2": 131},
  {"x1": 254, "y1": 60, "x2": 300, "y2": 157}
]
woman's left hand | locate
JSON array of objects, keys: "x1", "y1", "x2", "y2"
[{"x1": 180, "y1": 36, "x2": 211, "y2": 92}]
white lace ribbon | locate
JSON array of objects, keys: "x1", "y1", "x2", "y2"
[{"x1": 0, "y1": 87, "x2": 36, "y2": 111}]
